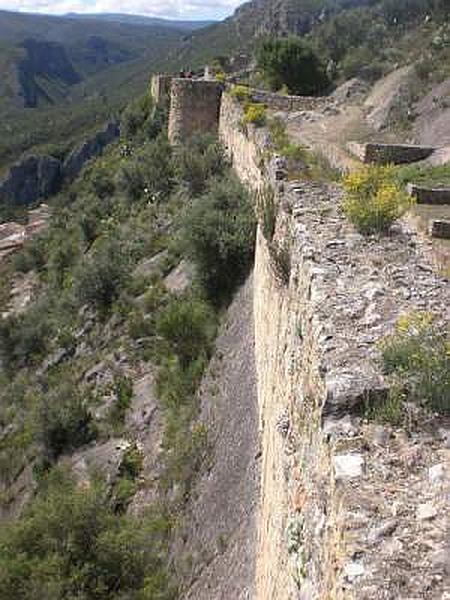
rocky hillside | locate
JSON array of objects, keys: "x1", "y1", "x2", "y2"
[
  {"x1": 0, "y1": 84, "x2": 258, "y2": 598},
  {"x1": 177, "y1": 0, "x2": 448, "y2": 77}
]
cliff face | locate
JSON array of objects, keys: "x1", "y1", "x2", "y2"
[
  {"x1": 0, "y1": 121, "x2": 119, "y2": 207},
  {"x1": 0, "y1": 155, "x2": 62, "y2": 206},
  {"x1": 173, "y1": 278, "x2": 260, "y2": 600}
]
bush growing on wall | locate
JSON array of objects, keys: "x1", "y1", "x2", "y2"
[
  {"x1": 257, "y1": 36, "x2": 329, "y2": 95},
  {"x1": 229, "y1": 84, "x2": 251, "y2": 103},
  {"x1": 242, "y1": 103, "x2": 267, "y2": 127}
]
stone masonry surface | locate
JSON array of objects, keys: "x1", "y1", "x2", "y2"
[
  {"x1": 407, "y1": 183, "x2": 450, "y2": 205},
  {"x1": 168, "y1": 79, "x2": 222, "y2": 144},
  {"x1": 150, "y1": 74, "x2": 173, "y2": 107}
]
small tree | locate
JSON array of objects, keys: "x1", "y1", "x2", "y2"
[{"x1": 257, "y1": 36, "x2": 329, "y2": 95}]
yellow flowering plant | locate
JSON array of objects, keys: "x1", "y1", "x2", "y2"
[
  {"x1": 242, "y1": 103, "x2": 267, "y2": 127},
  {"x1": 342, "y1": 164, "x2": 414, "y2": 234},
  {"x1": 229, "y1": 84, "x2": 251, "y2": 102}
]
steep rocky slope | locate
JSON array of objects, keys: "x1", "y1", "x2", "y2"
[{"x1": 174, "y1": 276, "x2": 260, "y2": 600}]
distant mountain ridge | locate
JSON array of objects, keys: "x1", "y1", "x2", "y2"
[{"x1": 64, "y1": 12, "x2": 216, "y2": 31}]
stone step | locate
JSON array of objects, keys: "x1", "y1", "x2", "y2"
[
  {"x1": 407, "y1": 183, "x2": 450, "y2": 205},
  {"x1": 347, "y1": 142, "x2": 435, "y2": 165},
  {"x1": 430, "y1": 219, "x2": 450, "y2": 239}
]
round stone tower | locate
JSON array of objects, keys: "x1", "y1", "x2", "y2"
[{"x1": 168, "y1": 79, "x2": 222, "y2": 144}]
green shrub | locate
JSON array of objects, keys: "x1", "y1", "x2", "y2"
[
  {"x1": 156, "y1": 296, "x2": 217, "y2": 368},
  {"x1": 394, "y1": 163, "x2": 450, "y2": 188},
  {"x1": 121, "y1": 94, "x2": 154, "y2": 140},
  {"x1": 365, "y1": 384, "x2": 405, "y2": 426},
  {"x1": 242, "y1": 103, "x2": 267, "y2": 127},
  {"x1": 174, "y1": 134, "x2": 226, "y2": 196},
  {"x1": 156, "y1": 354, "x2": 209, "y2": 498},
  {"x1": 0, "y1": 468, "x2": 174, "y2": 599},
  {"x1": 342, "y1": 165, "x2": 414, "y2": 234},
  {"x1": 46, "y1": 232, "x2": 79, "y2": 288},
  {"x1": 13, "y1": 237, "x2": 47, "y2": 274},
  {"x1": 340, "y1": 47, "x2": 386, "y2": 82},
  {"x1": 180, "y1": 175, "x2": 256, "y2": 304},
  {"x1": 87, "y1": 165, "x2": 116, "y2": 199},
  {"x1": 0, "y1": 302, "x2": 51, "y2": 371},
  {"x1": 116, "y1": 136, "x2": 173, "y2": 203},
  {"x1": 33, "y1": 380, "x2": 96, "y2": 464},
  {"x1": 257, "y1": 36, "x2": 329, "y2": 95},
  {"x1": 73, "y1": 240, "x2": 129, "y2": 311},
  {"x1": 267, "y1": 118, "x2": 338, "y2": 181},
  {"x1": 380, "y1": 312, "x2": 449, "y2": 414},
  {"x1": 112, "y1": 443, "x2": 144, "y2": 512},
  {"x1": 267, "y1": 117, "x2": 290, "y2": 150}
]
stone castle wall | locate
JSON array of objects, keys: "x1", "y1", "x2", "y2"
[
  {"x1": 168, "y1": 79, "x2": 222, "y2": 144},
  {"x1": 150, "y1": 74, "x2": 173, "y2": 107},
  {"x1": 249, "y1": 88, "x2": 328, "y2": 112},
  {"x1": 218, "y1": 92, "x2": 449, "y2": 600},
  {"x1": 347, "y1": 141, "x2": 435, "y2": 165}
]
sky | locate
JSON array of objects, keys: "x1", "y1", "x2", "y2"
[{"x1": 0, "y1": 0, "x2": 243, "y2": 20}]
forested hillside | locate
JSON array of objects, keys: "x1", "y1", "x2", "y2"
[{"x1": 0, "y1": 11, "x2": 191, "y2": 169}]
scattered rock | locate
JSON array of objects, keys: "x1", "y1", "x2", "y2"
[
  {"x1": 164, "y1": 259, "x2": 195, "y2": 294},
  {"x1": 323, "y1": 414, "x2": 358, "y2": 439},
  {"x1": 368, "y1": 519, "x2": 398, "y2": 543},
  {"x1": 364, "y1": 65, "x2": 417, "y2": 131},
  {"x1": 417, "y1": 502, "x2": 438, "y2": 521},
  {"x1": 370, "y1": 424, "x2": 391, "y2": 447},
  {"x1": 333, "y1": 454, "x2": 364, "y2": 480},
  {"x1": 133, "y1": 250, "x2": 168, "y2": 278},
  {"x1": 428, "y1": 463, "x2": 445, "y2": 486},
  {"x1": 344, "y1": 561, "x2": 365, "y2": 581}
]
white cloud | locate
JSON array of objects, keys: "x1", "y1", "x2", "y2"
[{"x1": 0, "y1": 0, "x2": 242, "y2": 20}]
